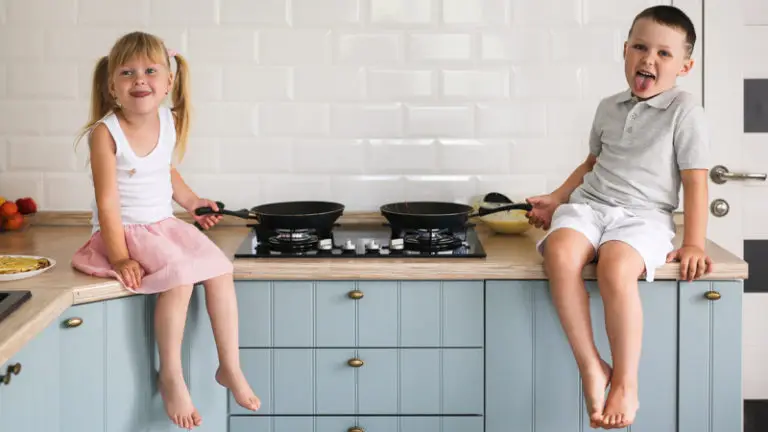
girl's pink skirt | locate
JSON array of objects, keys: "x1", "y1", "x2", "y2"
[{"x1": 71, "y1": 217, "x2": 234, "y2": 294}]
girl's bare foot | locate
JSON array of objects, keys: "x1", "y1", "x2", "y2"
[
  {"x1": 600, "y1": 382, "x2": 639, "y2": 429},
  {"x1": 158, "y1": 372, "x2": 202, "y2": 429},
  {"x1": 215, "y1": 366, "x2": 261, "y2": 411},
  {"x1": 583, "y1": 358, "x2": 613, "y2": 428}
]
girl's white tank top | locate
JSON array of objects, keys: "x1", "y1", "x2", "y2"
[{"x1": 90, "y1": 106, "x2": 176, "y2": 233}]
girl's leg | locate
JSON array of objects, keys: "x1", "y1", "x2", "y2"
[
  {"x1": 543, "y1": 228, "x2": 612, "y2": 428},
  {"x1": 202, "y1": 273, "x2": 261, "y2": 411},
  {"x1": 595, "y1": 240, "x2": 646, "y2": 429},
  {"x1": 154, "y1": 284, "x2": 202, "y2": 429}
]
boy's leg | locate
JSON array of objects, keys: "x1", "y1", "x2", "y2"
[
  {"x1": 202, "y1": 273, "x2": 261, "y2": 411},
  {"x1": 538, "y1": 204, "x2": 609, "y2": 427},
  {"x1": 154, "y1": 284, "x2": 202, "y2": 428},
  {"x1": 596, "y1": 216, "x2": 674, "y2": 429},
  {"x1": 594, "y1": 241, "x2": 645, "y2": 429}
]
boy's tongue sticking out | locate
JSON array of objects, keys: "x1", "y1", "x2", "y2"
[{"x1": 634, "y1": 71, "x2": 655, "y2": 92}]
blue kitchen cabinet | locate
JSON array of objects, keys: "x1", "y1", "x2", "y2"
[
  {"x1": 230, "y1": 416, "x2": 485, "y2": 432},
  {"x1": 235, "y1": 280, "x2": 484, "y2": 348},
  {"x1": 0, "y1": 296, "x2": 158, "y2": 432},
  {"x1": 231, "y1": 280, "x2": 486, "y2": 425},
  {"x1": 678, "y1": 281, "x2": 743, "y2": 432},
  {"x1": 0, "y1": 292, "x2": 218, "y2": 432},
  {"x1": 485, "y1": 279, "x2": 743, "y2": 432}
]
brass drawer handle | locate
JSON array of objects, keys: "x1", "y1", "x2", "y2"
[
  {"x1": 347, "y1": 358, "x2": 364, "y2": 367},
  {"x1": 63, "y1": 317, "x2": 83, "y2": 328},
  {"x1": 348, "y1": 428, "x2": 364, "y2": 432},
  {"x1": 347, "y1": 290, "x2": 364, "y2": 300},
  {"x1": 0, "y1": 362, "x2": 22, "y2": 385},
  {"x1": 704, "y1": 290, "x2": 721, "y2": 301}
]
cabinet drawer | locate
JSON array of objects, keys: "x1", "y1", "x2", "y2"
[
  {"x1": 232, "y1": 348, "x2": 484, "y2": 416},
  {"x1": 230, "y1": 416, "x2": 484, "y2": 432},
  {"x1": 236, "y1": 281, "x2": 483, "y2": 348}
]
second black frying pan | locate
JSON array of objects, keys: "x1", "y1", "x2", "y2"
[{"x1": 380, "y1": 200, "x2": 532, "y2": 230}]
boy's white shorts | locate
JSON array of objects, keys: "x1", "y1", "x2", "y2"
[{"x1": 535, "y1": 201, "x2": 676, "y2": 282}]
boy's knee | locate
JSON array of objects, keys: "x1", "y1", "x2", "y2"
[
  {"x1": 596, "y1": 241, "x2": 646, "y2": 282},
  {"x1": 542, "y1": 228, "x2": 595, "y2": 271}
]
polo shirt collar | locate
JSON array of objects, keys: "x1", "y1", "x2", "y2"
[{"x1": 616, "y1": 86, "x2": 681, "y2": 109}]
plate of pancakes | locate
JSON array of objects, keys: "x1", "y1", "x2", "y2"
[{"x1": 0, "y1": 255, "x2": 56, "y2": 281}]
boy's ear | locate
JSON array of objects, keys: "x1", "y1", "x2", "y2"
[
  {"x1": 623, "y1": 41, "x2": 628, "y2": 59},
  {"x1": 678, "y1": 58, "x2": 695, "y2": 77}
]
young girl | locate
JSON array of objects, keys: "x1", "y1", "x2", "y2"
[{"x1": 71, "y1": 31, "x2": 260, "y2": 429}]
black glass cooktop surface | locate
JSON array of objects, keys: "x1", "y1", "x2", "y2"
[{"x1": 233, "y1": 223, "x2": 486, "y2": 258}]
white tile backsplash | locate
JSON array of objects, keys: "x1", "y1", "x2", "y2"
[{"x1": 0, "y1": 0, "x2": 683, "y2": 211}]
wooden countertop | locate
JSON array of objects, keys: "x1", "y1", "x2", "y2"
[{"x1": 0, "y1": 218, "x2": 748, "y2": 365}]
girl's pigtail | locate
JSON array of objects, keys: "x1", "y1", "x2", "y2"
[
  {"x1": 170, "y1": 52, "x2": 191, "y2": 163},
  {"x1": 74, "y1": 56, "x2": 113, "y2": 150}
]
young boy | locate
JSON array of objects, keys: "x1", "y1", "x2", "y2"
[{"x1": 526, "y1": 5, "x2": 713, "y2": 429}]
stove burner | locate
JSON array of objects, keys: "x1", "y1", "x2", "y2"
[
  {"x1": 265, "y1": 228, "x2": 319, "y2": 252},
  {"x1": 403, "y1": 228, "x2": 463, "y2": 252},
  {"x1": 275, "y1": 229, "x2": 312, "y2": 241}
]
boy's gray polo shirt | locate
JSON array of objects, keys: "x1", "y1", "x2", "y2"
[{"x1": 571, "y1": 86, "x2": 710, "y2": 226}]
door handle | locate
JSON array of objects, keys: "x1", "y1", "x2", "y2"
[{"x1": 710, "y1": 165, "x2": 767, "y2": 184}]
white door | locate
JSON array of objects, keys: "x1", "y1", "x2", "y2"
[{"x1": 677, "y1": 0, "x2": 768, "y2": 404}]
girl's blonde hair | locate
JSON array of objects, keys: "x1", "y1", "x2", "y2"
[{"x1": 74, "y1": 31, "x2": 191, "y2": 163}]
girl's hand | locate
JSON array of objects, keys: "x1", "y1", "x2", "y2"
[
  {"x1": 189, "y1": 198, "x2": 223, "y2": 230},
  {"x1": 525, "y1": 194, "x2": 563, "y2": 230},
  {"x1": 113, "y1": 258, "x2": 144, "y2": 290}
]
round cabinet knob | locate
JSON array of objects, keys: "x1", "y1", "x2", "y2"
[
  {"x1": 348, "y1": 428, "x2": 364, "y2": 432},
  {"x1": 347, "y1": 290, "x2": 364, "y2": 300},
  {"x1": 63, "y1": 317, "x2": 83, "y2": 328},
  {"x1": 1, "y1": 362, "x2": 22, "y2": 385},
  {"x1": 710, "y1": 199, "x2": 730, "y2": 217},
  {"x1": 704, "y1": 290, "x2": 721, "y2": 301},
  {"x1": 347, "y1": 358, "x2": 364, "y2": 367}
]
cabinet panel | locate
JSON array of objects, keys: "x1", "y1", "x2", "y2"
[
  {"x1": 315, "y1": 282, "x2": 357, "y2": 347},
  {"x1": 486, "y1": 280, "x2": 679, "y2": 432},
  {"x1": 59, "y1": 301, "x2": 107, "y2": 432},
  {"x1": 230, "y1": 416, "x2": 485, "y2": 432},
  {"x1": 236, "y1": 281, "x2": 484, "y2": 348},
  {"x1": 357, "y1": 281, "x2": 399, "y2": 346},
  {"x1": 235, "y1": 348, "x2": 483, "y2": 416},
  {"x1": 678, "y1": 281, "x2": 743, "y2": 432},
  {"x1": 316, "y1": 349, "x2": 357, "y2": 414},
  {"x1": 0, "y1": 316, "x2": 61, "y2": 432}
]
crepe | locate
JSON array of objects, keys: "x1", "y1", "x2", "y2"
[{"x1": 0, "y1": 256, "x2": 51, "y2": 275}]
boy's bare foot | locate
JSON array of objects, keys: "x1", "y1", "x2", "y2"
[
  {"x1": 600, "y1": 382, "x2": 639, "y2": 429},
  {"x1": 583, "y1": 358, "x2": 612, "y2": 428},
  {"x1": 158, "y1": 372, "x2": 202, "y2": 429},
  {"x1": 215, "y1": 366, "x2": 261, "y2": 411}
]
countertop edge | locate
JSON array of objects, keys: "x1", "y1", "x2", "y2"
[{"x1": 0, "y1": 289, "x2": 73, "y2": 366}]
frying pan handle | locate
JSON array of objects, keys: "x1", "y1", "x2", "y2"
[
  {"x1": 475, "y1": 202, "x2": 532, "y2": 217},
  {"x1": 195, "y1": 205, "x2": 259, "y2": 220}
]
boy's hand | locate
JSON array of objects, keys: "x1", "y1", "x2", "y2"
[
  {"x1": 666, "y1": 245, "x2": 713, "y2": 281},
  {"x1": 525, "y1": 194, "x2": 563, "y2": 230}
]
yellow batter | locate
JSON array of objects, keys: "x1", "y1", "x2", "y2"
[{"x1": 0, "y1": 256, "x2": 51, "y2": 275}]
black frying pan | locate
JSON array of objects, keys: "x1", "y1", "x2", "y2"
[
  {"x1": 195, "y1": 200, "x2": 345, "y2": 230},
  {"x1": 380, "y1": 200, "x2": 532, "y2": 230}
]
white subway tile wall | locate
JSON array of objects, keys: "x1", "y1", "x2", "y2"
[{"x1": 0, "y1": 0, "x2": 686, "y2": 211}]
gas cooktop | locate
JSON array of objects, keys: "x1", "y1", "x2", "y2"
[{"x1": 233, "y1": 223, "x2": 486, "y2": 258}]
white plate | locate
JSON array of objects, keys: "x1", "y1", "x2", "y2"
[{"x1": 0, "y1": 255, "x2": 57, "y2": 282}]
